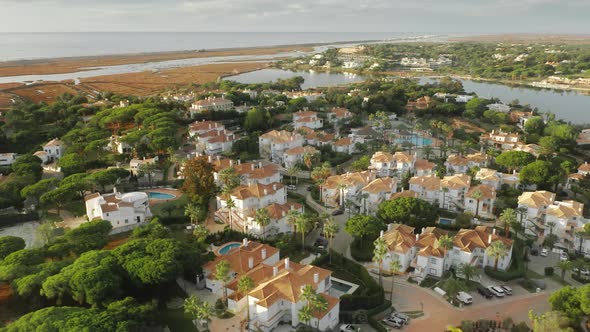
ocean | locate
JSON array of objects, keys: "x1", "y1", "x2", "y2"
[{"x1": 0, "y1": 31, "x2": 442, "y2": 62}]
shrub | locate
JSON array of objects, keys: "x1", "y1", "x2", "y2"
[
  {"x1": 544, "y1": 267, "x2": 554, "y2": 276},
  {"x1": 484, "y1": 266, "x2": 524, "y2": 281},
  {"x1": 350, "y1": 237, "x2": 375, "y2": 262},
  {"x1": 571, "y1": 273, "x2": 590, "y2": 283},
  {"x1": 368, "y1": 316, "x2": 388, "y2": 332}
]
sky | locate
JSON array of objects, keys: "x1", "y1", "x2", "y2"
[{"x1": 1, "y1": 0, "x2": 589, "y2": 33}]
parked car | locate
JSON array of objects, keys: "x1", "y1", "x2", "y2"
[
  {"x1": 560, "y1": 252, "x2": 569, "y2": 261},
  {"x1": 488, "y1": 286, "x2": 505, "y2": 297},
  {"x1": 540, "y1": 248, "x2": 548, "y2": 257},
  {"x1": 381, "y1": 317, "x2": 403, "y2": 329},
  {"x1": 500, "y1": 285, "x2": 513, "y2": 295},
  {"x1": 339, "y1": 324, "x2": 359, "y2": 332},
  {"x1": 477, "y1": 286, "x2": 494, "y2": 299},
  {"x1": 331, "y1": 209, "x2": 344, "y2": 216},
  {"x1": 456, "y1": 291, "x2": 473, "y2": 304},
  {"x1": 530, "y1": 248, "x2": 539, "y2": 256},
  {"x1": 390, "y1": 312, "x2": 410, "y2": 324},
  {"x1": 582, "y1": 268, "x2": 590, "y2": 276},
  {"x1": 307, "y1": 186, "x2": 313, "y2": 191},
  {"x1": 286, "y1": 185, "x2": 297, "y2": 191},
  {"x1": 314, "y1": 238, "x2": 328, "y2": 248}
]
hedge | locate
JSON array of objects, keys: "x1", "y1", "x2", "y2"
[
  {"x1": 313, "y1": 251, "x2": 385, "y2": 311},
  {"x1": 368, "y1": 317, "x2": 388, "y2": 332},
  {"x1": 350, "y1": 238, "x2": 375, "y2": 262},
  {"x1": 0, "y1": 213, "x2": 39, "y2": 227},
  {"x1": 571, "y1": 273, "x2": 590, "y2": 283},
  {"x1": 544, "y1": 267, "x2": 554, "y2": 276},
  {"x1": 484, "y1": 266, "x2": 524, "y2": 281}
]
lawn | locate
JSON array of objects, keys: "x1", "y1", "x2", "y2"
[
  {"x1": 160, "y1": 308, "x2": 197, "y2": 332},
  {"x1": 152, "y1": 194, "x2": 189, "y2": 218}
]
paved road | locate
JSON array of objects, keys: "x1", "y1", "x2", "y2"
[{"x1": 387, "y1": 279, "x2": 552, "y2": 331}]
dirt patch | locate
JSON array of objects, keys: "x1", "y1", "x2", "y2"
[
  {"x1": 0, "y1": 283, "x2": 13, "y2": 303},
  {"x1": 103, "y1": 237, "x2": 129, "y2": 250},
  {"x1": 8, "y1": 83, "x2": 81, "y2": 103},
  {"x1": 0, "y1": 45, "x2": 312, "y2": 77},
  {"x1": 451, "y1": 118, "x2": 485, "y2": 133}
]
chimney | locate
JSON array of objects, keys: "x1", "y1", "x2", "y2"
[
  {"x1": 248, "y1": 257, "x2": 254, "y2": 269},
  {"x1": 415, "y1": 234, "x2": 419, "y2": 241},
  {"x1": 273, "y1": 266, "x2": 278, "y2": 276},
  {"x1": 259, "y1": 162, "x2": 262, "y2": 168},
  {"x1": 113, "y1": 187, "x2": 117, "y2": 194},
  {"x1": 251, "y1": 164, "x2": 255, "y2": 171},
  {"x1": 243, "y1": 238, "x2": 249, "y2": 247},
  {"x1": 264, "y1": 189, "x2": 268, "y2": 195},
  {"x1": 238, "y1": 159, "x2": 241, "y2": 165},
  {"x1": 273, "y1": 183, "x2": 277, "y2": 191},
  {"x1": 314, "y1": 272, "x2": 319, "y2": 284},
  {"x1": 261, "y1": 248, "x2": 267, "y2": 260},
  {"x1": 209, "y1": 123, "x2": 212, "y2": 129},
  {"x1": 207, "y1": 155, "x2": 212, "y2": 162},
  {"x1": 230, "y1": 160, "x2": 234, "y2": 167},
  {"x1": 282, "y1": 210, "x2": 286, "y2": 217},
  {"x1": 216, "y1": 155, "x2": 220, "y2": 161},
  {"x1": 492, "y1": 228, "x2": 496, "y2": 235},
  {"x1": 285, "y1": 257, "x2": 290, "y2": 269},
  {"x1": 380, "y1": 230, "x2": 384, "y2": 238},
  {"x1": 387, "y1": 223, "x2": 393, "y2": 231},
  {"x1": 488, "y1": 234, "x2": 492, "y2": 244}
]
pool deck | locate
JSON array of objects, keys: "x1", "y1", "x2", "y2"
[{"x1": 144, "y1": 188, "x2": 181, "y2": 206}]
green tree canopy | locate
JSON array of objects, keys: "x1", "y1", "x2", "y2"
[
  {"x1": 494, "y1": 151, "x2": 535, "y2": 172},
  {"x1": 520, "y1": 160, "x2": 561, "y2": 190},
  {"x1": 0, "y1": 236, "x2": 26, "y2": 260},
  {"x1": 377, "y1": 197, "x2": 438, "y2": 228},
  {"x1": 345, "y1": 215, "x2": 384, "y2": 240}
]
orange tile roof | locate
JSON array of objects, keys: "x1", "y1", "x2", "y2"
[
  {"x1": 232, "y1": 182, "x2": 284, "y2": 200},
  {"x1": 518, "y1": 191, "x2": 555, "y2": 209},
  {"x1": 293, "y1": 111, "x2": 318, "y2": 118},
  {"x1": 323, "y1": 171, "x2": 374, "y2": 189},
  {"x1": 466, "y1": 152, "x2": 488, "y2": 163},
  {"x1": 382, "y1": 224, "x2": 416, "y2": 253},
  {"x1": 454, "y1": 226, "x2": 512, "y2": 253},
  {"x1": 579, "y1": 163, "x2": 590, "y2": 172},
  {"x1": 441, "y1": 174, "x2": 471, "y2": 190},
  {"x1": 189, "y1": 120, "x2": 223, "y2": 132},
  {"x1": 446, "y1": 154, "x2": 469, "y2": 166},
  {"x1": 285, "y1": 146, "x2": 319, "y2": 156},
  {"x1": 546, "y1": 200, "x2": 584, "y2": 219},
  {"x1": 265, "y1": 202, "x2": 302, "y2": 220},
  {"x1": 362, "y1": 177, "x2": 396, "y2": 194},
  {"x1": 203, "y1": 241, "x2": 279, "y2": 278},
  {"x1": 476, "y1": 168, "x2": 500, "y2": 182},
  {"x1": 260, "y1": 130, "x2": 303, "y2": 144},
  {"x1": 409, "y1": 175, "x2": 441, "y2": 191},
  {"x1": 371, "y1": 151, "x2": 395, "y2": 163},
  {"x1": 330, "y1": 107, "x2": 352, "y2": 118},
  {"x1": 466, "y1": 184, "x2": 496, "y2": 199},
  {"x1": 44, "y1": 138, "x2": 63, "y2": 147},
  {"x1": 248, "y1": 260, "x2": 333, "y2": 308},
  {"x1": 393, "y1": 152, "x2": 414, "y2": 164},
  {"x1": 416, "y1": 227, "x2": 449, "y2": 258},
  {"x1": 391, "y1": 190, "x2": 419, "y2": 199},
  {"x1": 334, "y1": 137, "x2": 353, "y2": 146},
  {"x1": 415, "y1": 158, "x2": 436, "y2": 170},
  {"x1": 247, "y1": 164, "x2": 280, "y2": 180}
]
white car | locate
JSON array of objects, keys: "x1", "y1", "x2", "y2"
[
  {"x1": 500, "y1": 285, "x2": 513, "y2": 295},
  {"x1": 488, "y1": 286, "x2": 505, "y2": 297},
  {"x1": 560, "y1": 252, "x2": 568, "y2": 261},
  {"x1": 286, "y1": 185, "x2": 297, "y2": 191},
  {"x1": 456, "y1": 291, "x2": 473, "y2": 304},
  {"x1": 382, "y1": 317, "x2": 403, "y2": 329},
  {"x1": 540, "y1": 248, "x2": 548, "y2": 257},
  {"x1": 390, "y1": 312, "x2": 410, "y2": 324},
  {"x1": 339, "y1": 324, "x2": 359, "y2": 332},
  {"x1": 582, "y1": 268, "x2": 590, "y2": 276}
]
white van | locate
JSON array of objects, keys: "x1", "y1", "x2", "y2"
[
  {"x1": 488, "y1": 286, "x2": 505, "y2": 297},
  {"x1": 456, "y1": 291, "x2": 473, "y2": 304}
]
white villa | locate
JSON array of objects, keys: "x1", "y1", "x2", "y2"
[
  {"x1": 439, "y1": 174, "x2": 471, "y2": 211},
  {"x1": 204, "y1": 241, "x2": 340, "y2": 332},
  {"x1": 210, "y1": 158, "x2": 282, "y2": 186},
  {"x1": 327, "y1": 107, "x2": 353, "y2": 123},
  {"x1": 475, "y1": 168, "x2": 520, "y2": 189},
  {"x1": 188, "y1": 120, "x2": 226, "y2": 138},
  {"x1": 381, "y1": 224, "x2": 513, "y2": 281},
  {"x1": 259, "y1": 130, "x2": 304, "y2": 164},
  {"x1": 0, "y1": 153, "x2": 17, "y2": 167},
  {"x1": 321, "y1": 171, "x2": 376, "y2": 209},
  {"x1": 445, "y1": 153, "x2": 488, "y2": 174},
  {"x1": 464, "y1": 184, "x2": 496, "y2": 218},
  {"x1": 84, "y1": 190, "x2": 152, "y2": 232},
  {"x1": 360, "y1": 177, "x2": 397, "y2": 214},
  {"x1": 37, "y1": 138, "x2": 65, "y2": 162},
  {"x1": 333, "y1": 137, "x2": 355, "y2": 154},
  {"x1": 409, "y1": 175, "x2": 441, "y2": 204},
  {"x1": 107, "y1": 135, "x2": 132, "y2": 154},
  {"x1": 293, "y1": 111, "x2": 323, "y2": 129},
  {"x1": 189, "y1": 97, "x2": 233, "y2": 116},
  {"x1": 283, "y1": 146, "x2": 320, "y2": 168},
  {"x1": 567, "y1": 162, "x2": 590, "y2": 189},
  {"x1": 129, "y1": 156, "x2": 159, "y2": 175},
  {"x1": 487, "y1": 103, "x2": 511, "y2": 113},
  {"x1": 369, "y1": 151, "x2": 416, "y2": 178},
  {"x1": 480, "y1": 130, "x2": 522, "y2": 150},
  {"x1": 546, "y1": 200, "x2": 587, "y2": 246}
]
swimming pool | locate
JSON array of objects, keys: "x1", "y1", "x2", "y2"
[
  {"x1": 394, "y1": 135, "x2": 433, "y2": 146},
  {"x1": 218, "y1": 242, "x2": 241, "y2": 255},
  {"x1": 147, "y1": 192, "x2": 176, "y2": 200},
  {"x1": 439, "y1": 218, "x2": 454, "y2": 226}
]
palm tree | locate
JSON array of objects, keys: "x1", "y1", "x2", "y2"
[
  {"x1": 438, "y1": 234, "x2": 454, "y2": 270},
  {"x1": 576, "y1": 224, "x2": 590, "y2": 254},
  {"x1": 312, "y1": 294, "x2": 329, "y2": 329},
  {"x1": 185, "y1": 203, "x2": 203, "y2": 225},
  {"x1": 499, "y1": 208, "x2": 517, "y2": 238},
  {"x1": 470, "y1": 189, "x2": 483, "y2": 217},
  {"x1": 295, "y1": 213, "x2": 311, "y2": 250},
  {"x1": 254, "y1": 208, "x2": 271, "y2": 240},
  {"x1": 557, "y1": 260, "x2": 572, "y2": 281},
  {"x1": 286, "y1": 166, "x2": 300, "y2": 185},
  {"x1": 193, "y1": 224, "x2": 209, "y2": 243},
  {"x1": 298, "y1": 304, "x2": 314, "y2": 328},
  {"x1": 237, "y1": 276, "x2": 255, "y2": 331},
  {"x1": 441, "y1": 187, "x2": 449, "y2": 209},
  {"x1": 457, "y1": 263, "x2": 479, "y2": 282},
  {"x1": 338, "y1": 183, "x2": 347, "y2": 207},
  {"x1": 286, "y1": 209, "x2": 301, "y2": 237},
  {"x1": 215, "y1": 260, "x2": 231, "y2": 306},
  {"x1": 361, "y1": 192, "x2": 369, "y2": 214},
  {"x1": 301, "y1": 284, "x2": 316, "y2": 304},
  {"x1": 486, "y1": 241, "x2": 509, "y2": 271},
  {"x1": 225, "y1": 198, "x2": 236, "y2": 230},
  {"x1": 323, "y1": 217, "x2": 339, "y2": 263},
  {"x1": 184, "y1": 295, "x2": 214, "y2": 331},
  {"x1": 423, "y1": 146, "x2": 433, "y2": 160},
  {"x1": 373, "y1": 236, "x2": 388, "y2": 287},
  {"x1": 197, "y1": 301, "x2": 213, "y2": 331},
  {"x1": 389, "y1": 259, "x2": 402, "y2": 302},
  {"x1": 444, "y1": 277, "x2": 466, "y2": 305},
  {"x1": 303, "y1": 152, "x2": 317, "y2": 177},
  {"x1": 183, "y1": 295, "x2": 201, "y2": 325}
]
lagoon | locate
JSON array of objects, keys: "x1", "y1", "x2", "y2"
[{"x1": 224, "y1": 68, "x2": 369, "y2": 89}]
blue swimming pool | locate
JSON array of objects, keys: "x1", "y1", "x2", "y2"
[
  {"x1": 394, "y1": 135, "x2": 433, "y2": 146},
  {"x1": 439, "y1": 218, "x2": 454, "y2": 225},
  {"x1": 147, "y1": 192, "x2": 176, "y2": 200},
  {"x1": 218, "y1": 243, "x2": 241, "y2": 255}
]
